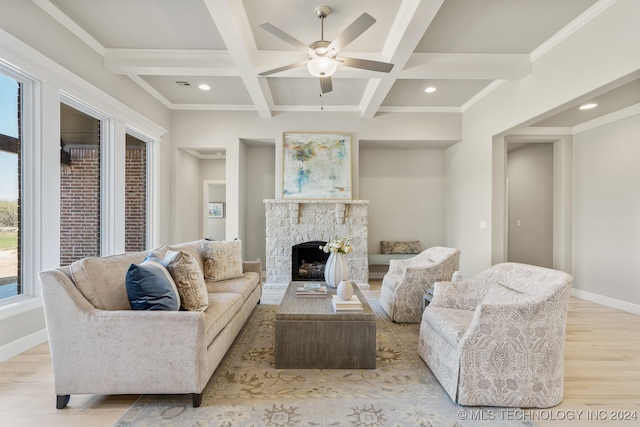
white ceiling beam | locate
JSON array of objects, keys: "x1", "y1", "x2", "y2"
[
  {"x1": 104, "y1": 48, "x2": 531, "y2": 82},
  {"x1": 203, "y1": 0, "x2": 272, "y2": 118},
  {"x1": 402, "y1": 53, "x2": 531, "y2": 80},
  {"x1": 360, "y1": 0, "x2": 446, "y2": 118},
  {"x1": 104, "y1": 49, "x2": 237, "y2": 76}
]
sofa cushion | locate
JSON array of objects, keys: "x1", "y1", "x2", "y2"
[
  {"x1": 125, "y1": 256, "x2": 181, "y2": 311},
  {"x1": 151, "y1": 240, "x2": 206, "y2": 274},
  {"x1": 381, "y1": 240, "x2": 422, "y2": 254},
  {"x1": 202, "y1": 292, "x2": 244, "y2": 345},
  {"x1": 201, "y1": 240, "x2": 243, "y2": 282},
  {"x1": 163, "y1": 250, "x2": 209, "y2": 312},
  {"x1": 206, "y1": 271, "x2": 260, "y2": 301},
  {"x1": 71, "y1": 250, "x2": 148, "y2": 310},
  {"x1": 422, "y1": 306, "x2": 475, "y2": 347}
]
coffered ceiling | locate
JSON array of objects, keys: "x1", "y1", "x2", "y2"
[{"x1": 37, "y1": 0, "x2": 636, "y2": 125}]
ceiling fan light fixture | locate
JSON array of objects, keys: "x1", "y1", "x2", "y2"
[{"x1": 307, "y1": 56, "x2": 337, "y2": 77}]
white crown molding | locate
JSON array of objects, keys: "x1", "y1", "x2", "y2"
[
  {"x1": 33, "y1": 0, "x2": 106, "y2": 56},
  {"x1": 530, "y1": 0, "x2": 620, "y2": 62},
  {"x1": 105, "y1": 49, "x2": 237, "y2": 76},
  {"x1": 377, "y1": 106, "x2": 461, "y2": 114},
  {"x1": 0, "y1": 28, "x2": 166, "y2": 139},
  {"x1": 461, "y1": 80, "x2": 505, "y2": 112},
  {"x1": 572, "y1": 102, "x2": 640, "y2": 133},
  {"x1": 171, "y1": 103, "x2": 257, "y2": 111},
  {"x1": 126, "y1": 74, "x2": 172, "y2": 109}
]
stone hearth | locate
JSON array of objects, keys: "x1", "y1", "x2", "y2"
[{"x1": 264, "y1": 199, "x2": 369, "y2": 287}]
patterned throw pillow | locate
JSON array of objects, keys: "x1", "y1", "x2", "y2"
[
  {"x1": 201, "y1": 240, "x2": 243, "y2": 282},
  {"x1": 163, "y1": 250, "x2": 209, "y2": 311},
  {"x1": 125, "y1": 255, "x2": 181, "y2": 311},
  {"x1": 381, "y1": 241, "x2": 422, "y2": 254}
]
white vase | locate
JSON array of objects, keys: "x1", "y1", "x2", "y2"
[
  {"x1": 324, "y1": 252, "x2": 349, "y2": 288},
  {"x1": 337, "y1": 280, "x2": 354, "y2": 301}
]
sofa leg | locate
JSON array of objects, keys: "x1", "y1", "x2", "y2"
[
  {"x1": 192, "y1": 393, "x2": 202, "y2": 407},
  {"x1": 56, "y1": 394, "x2": 70, "y2": 409}
]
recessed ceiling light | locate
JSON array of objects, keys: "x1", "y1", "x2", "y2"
[
  {"x1": 198, "y1": 83, "x2": 211, "y2": 91},
  {"x1": 424, "y1": 86, "x2": 437, "y2": 93},
  {"x1": 579, "y1": 103, "x2": 598, "y2": 110}
]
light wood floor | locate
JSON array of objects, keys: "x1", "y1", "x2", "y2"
[{"x1": 1, "y1": 281, "x2": 639, "y2": 427}]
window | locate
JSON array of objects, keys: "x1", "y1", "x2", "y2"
[
  {"x1": 59, "y1": 103, "x2": 101, "y2": 266},
  {"x1": 0, "y1": 73, "x2": 20, "y2": 300},
  {"x1": 125, "y1": 133, "x2": 147, "y2": 251}
]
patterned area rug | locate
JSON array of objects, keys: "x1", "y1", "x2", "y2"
[{"x1": 114, "y1": 299, "x2": 533, "y2": 427}]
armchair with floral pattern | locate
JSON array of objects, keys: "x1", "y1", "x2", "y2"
[
  {"x1": 380, "y1": 246, "x2": 460, "y2": 323},
  {"x1": 418, "y1": 262, "x2": 573, "y2": 408}
]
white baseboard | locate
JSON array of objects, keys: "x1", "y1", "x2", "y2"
[
  {"x1": 572, "y1": 288, "x2": 640, "y2": 315},
  {"x1": 0, "y1": 328, "x2": 48, "y2": 362}
]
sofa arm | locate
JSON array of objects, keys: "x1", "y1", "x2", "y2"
[
  {"x1": 242, "y1": 260, "x2": 262, "y2": 280},
  {"x1": 40, "y1": 269, "x2": 207, "y2": 394},
  {"x1": 455, "y1": 296, "x2": 569, "y2": 407}
]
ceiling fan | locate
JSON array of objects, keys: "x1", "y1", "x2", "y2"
[{"x1": 258, "y1": 6, "x2": 394, "y2": 94}]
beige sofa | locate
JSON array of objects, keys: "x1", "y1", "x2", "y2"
[
  {"x1": 39, "y1": 240, "x2": 262, "y2": 409},
  {"x1": 418, "y1": 262, "x2": 572, "y2": 408}
]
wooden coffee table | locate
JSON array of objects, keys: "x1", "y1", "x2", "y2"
[{"x1": 275, "y1": 282, "x2": 376, "y2": 369}]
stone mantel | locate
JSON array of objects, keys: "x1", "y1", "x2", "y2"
[
  {"x1": 264, "y1": 199, "x2": 369, "y2": 286},
  {"x1": 264, "y1": 199, "x2": 369, "y2": 225}
]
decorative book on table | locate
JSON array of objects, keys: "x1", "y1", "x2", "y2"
[
  {"x1": 331, "y1": 295, "x2": 363, "y2": 312},
  {"x1": 296, "y1": 283, "x2": 327, "y2": 297}
]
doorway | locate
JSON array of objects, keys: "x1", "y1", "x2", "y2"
[
  {"x1": 506, "y1": 142, "x2": 553, "y2": 268},
  {"x1": 203, "y1": 180, "x2": 226, "y2": 240}
]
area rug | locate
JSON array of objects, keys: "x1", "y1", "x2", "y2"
[{"x1": 114, "y1": 299, "x2": 534, "y2": 427}]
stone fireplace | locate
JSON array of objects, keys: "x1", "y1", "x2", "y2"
[{"x1": 264, "y1": 199, "x2": 369, "y2": 287}]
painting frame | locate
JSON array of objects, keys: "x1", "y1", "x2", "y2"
[
  {"x1": 282, "y1": 132, "x2": 352, "y2": 200},
  {"x1": 208, "y1": 202, "x2": 224, "y2": 218}
]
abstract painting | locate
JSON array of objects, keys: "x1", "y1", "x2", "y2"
[{"x1": 282, "y1": 132, "x2": 351, "y2": 199}]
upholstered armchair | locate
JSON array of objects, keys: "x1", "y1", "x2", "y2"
[
  {"x1": 418, "y1": 262, "x2": 573, "y2": 408},
  {"x1": 380, "y1": 246, "x2": 460, "y2": 323}
]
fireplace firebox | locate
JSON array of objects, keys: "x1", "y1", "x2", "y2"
[{"x1": 291, "y1": 241, "x2": 329, "y2": 281}]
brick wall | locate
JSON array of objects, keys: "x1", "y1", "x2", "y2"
[
  {"x1": 125, "y1": 147, "x2": 146, "y2": 252},
  {"x1": 60, "y1": 147, "x2": 101, "y2": 266},
  {"x1": 59, "y1": 146, "x2": 147, "y2": 265}
]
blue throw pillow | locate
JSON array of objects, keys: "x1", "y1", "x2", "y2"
[{"x1": 126, "y1": 256, "x2": 181, "y2": 311}]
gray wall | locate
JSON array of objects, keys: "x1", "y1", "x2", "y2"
[
  {"x1": 360, "y1": 147, "x2": 446, "y2": 255},
  {"x1": 245, "y1": 145, "x2": 276, "y2": 264},
  {"x1": 507, "y1": 143, "x2": 554, "y2": 268},
  {"x1": 573, "y1": 114, "x2": 640, "y2": 303}
]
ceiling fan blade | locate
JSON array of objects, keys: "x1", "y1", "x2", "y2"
[
  {"x1": 259, "y1": 61, "x2": 308, "y2": 77},
  {"x1": 339, "y1": 57, "x2": 394, "y2": 73},
  {"x1": 320, "y1": 76, "x2": 332, "y2": 93},
  {"x1": 327, "y1": 13, "x2": 376, "y2": 53},
  {"x1": 259, "y1": 22, "x2": 314, "y2": 55}
]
